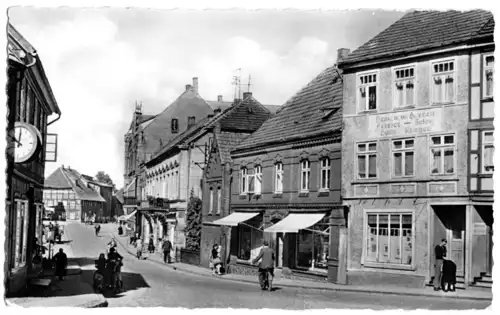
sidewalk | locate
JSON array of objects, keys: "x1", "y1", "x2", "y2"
[
  {"x1": 7, "y1": 225, "x2": 108, "y2": 308},
  {"x1": 112, "y1": 231, "x2": 492, "y2": 302}
]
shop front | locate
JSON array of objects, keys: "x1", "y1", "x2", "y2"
[{"x1": 213, "y1": 209, "x2": 337, "y2": 281}]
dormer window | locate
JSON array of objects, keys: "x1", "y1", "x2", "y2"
[{"x1": 171, "y1": 118, "x2": 179, "y2": 133}]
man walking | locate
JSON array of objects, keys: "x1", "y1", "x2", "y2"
[
  {"x1": 53, "y1": 248, "x2": 68, "y2": 281},
  {"x1": 162, "y1": 238, "x2": 172, "y2": 264},
  {"x1": 252, "y1": 241, "x2": 275, "y2": 291},
  {"x1": 434, "y1": 238, "x2": 447, "y2": 291}
]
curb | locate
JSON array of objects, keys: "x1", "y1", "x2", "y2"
[
  {"x1": 113, "y1": 234, "x2": 491, "y2": 302},
  {"x1": 78, "y1": 298, "x2": 109, "y2": 308}
]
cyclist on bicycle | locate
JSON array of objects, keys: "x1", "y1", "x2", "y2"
[{"x1": 252, "y1": 240, "x2": 275, "y2": 291}]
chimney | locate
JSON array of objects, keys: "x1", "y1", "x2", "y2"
[
  {"x1": 217, "y1": 95, "x2": 223, "y2": 102},
  {"x1": 192, "y1": 77, "x2": 199, "y2": 93},
  {"x1": 185, "y1": 84, "x2": 192, "y2": 91},
  {"x1": 243, "y1": 92, "x2": 252, "y2": 99},
  {"x1": 337, "y1": 48, "x2": 351, "y2": 63}
]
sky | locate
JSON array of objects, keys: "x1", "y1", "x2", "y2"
[{"x1": 8, "y1": 8, "x2": 406, "y2": 188}]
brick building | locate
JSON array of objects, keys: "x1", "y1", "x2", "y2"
[
  {"x1": 218, "y1": 58, "x2": 345, "y2": 283},
  {"x1": 338, "y1": 10, "x2": 494, "y2": 288},
  {"x1": 200, "y1": 93, "x2": 275, "y2": 269},
  {"x1": 5, "y1": 23, "x2": 61, "y2": 295}
]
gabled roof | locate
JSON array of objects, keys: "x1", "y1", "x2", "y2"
[
  {"x1": 206, "y1": 100, "x2": 232, "y2": 112},
  {"x1": 115, "y1": 189, "x2": 124, "y2": 204},
  {"x1": 45, "y1": 167, "x2": 106, "y2": 202},
  {"x1": 235, "y1": 66, "x2": 342, "y2": 151},
  {"x1": 340, "y1": 10, "x2": 494, "y2": 66},
  {"x1": 127, "y1": 114, "x2": 157, "y2": 133}
]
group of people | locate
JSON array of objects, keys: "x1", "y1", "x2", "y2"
[
  {"x1": 94, "y1": 246, "x2": 124, "y2": 291},
  {"x1": 132, "y1": 233, "x2": 173, "y2": 263},
  {"x1": 434, "y1": 238, "x2": 457, "y2": 292}
]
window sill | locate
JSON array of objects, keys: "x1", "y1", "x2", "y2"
[
  {"x1": 273, "y1": 193, "x2": 283, "y2": 198},
  {"x1": 430, "y1": 173, "x2": 456, "y2": 177},
  {"x1": 431, "y1": 101, "x2": 455, "y2": 106},
  {"x1": 317, "y1": 191, "x2": 330, "y2": 197},
  {"x1": 357, "y1": 177, "x2": 378, "y2": 181},
  {"x1": 478, "y1": 173, "x2": 494, "y2": 178},
  {"x1": 239, "y1": 194, "x2": 247, "y2": 200},
  {"x1": 357, "y1": 110, "x2": 378, "y2": 115},
  {"x1": 481, "y1": 96, "x2": 494, "y2": 102},
  {"x1": 362, "y1": 262, "x2": 415, "y2": 271},
  {"x1": 252, "y1": 193, "x2": 262, "y2": 200},
  {"x1": 298, "y1": 192, "x2": 309, "y2": 197},
  {"x1": 393, "y1": 105, "x2": 416, "y2": 111}
]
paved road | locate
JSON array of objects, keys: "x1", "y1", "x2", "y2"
[{"x1": 65, "y1": 222, "x2": 490, "y2": 309}]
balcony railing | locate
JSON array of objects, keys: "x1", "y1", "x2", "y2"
[{"x1": 139, "y1": 196, "x2": 170, "y2": 210}]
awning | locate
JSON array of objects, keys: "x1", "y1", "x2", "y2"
[
  {"x1": 264, "y1": 213, "x2": 326, "y2": 233},
  {"x1": 212, "y1": 212, "x2": 260, "y2": 227}
]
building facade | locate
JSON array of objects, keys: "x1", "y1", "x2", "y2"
[
  {"x1": 5, "y1": 23, "x2": 61, "y2": 295},
  {"x1": 44, "y1": 166, "x2": 107, "y2": 222},
  {"x1": 216, "y1": 64, "x2": 345, "y2": 283},
  {"x1": 200, "y1": 93, "x2": 275, "y2": 269},
  {"x1": 338, "y1": 10, "x2": 494, "y2": 288}
]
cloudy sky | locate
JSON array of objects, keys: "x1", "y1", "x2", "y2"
[{"x1": 8, "y1": 8, "x2": 406, "y2": 188}]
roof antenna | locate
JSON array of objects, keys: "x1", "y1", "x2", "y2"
[
  {"x1": 247, "y1": 75, "x2": 252, "y2": 92},
  {"x1": 232, "y1": 68, "x2": 242, "y2": 100}
]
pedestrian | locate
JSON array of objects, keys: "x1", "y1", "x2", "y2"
[
  {"x1": 148, "y1": 235, "x2": 155, "y2": 254},
  {"x1": 209, "y1": 244, "x2": 222, "y2": 275},
  {"x1": 162, "y1": 238, "x2": 172, "y2": 264},
  {"x1": 434, "y1": 238, "x2": 447, "y2": 291},
  {"x1": 53, "y1": 248, "x2": 68, "y2": 281},
  {"x1": 252, "y1": 241, "x2": 275, "y2": 291},
  {"x1": 136, "y1": 237, "x2": 143, "y2": 259}
]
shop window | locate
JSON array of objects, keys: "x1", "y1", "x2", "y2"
[
  {"x1": 482, "y1": 131, "x2": 495, "y2": 173},
  {"x1": 296, "y1": 217, "x2": 330, "y2": 271},
  {"x1": 357, "y1": 142, "x2": 377, "y2": 179},
  {"x1": 358, "y1": 72, "x2": 378, "y2": 111},
  {"x1": 431, "y1": 60, "x2": 455, "y2": 104},
  {"x1": 483, "y1": 54, "x2": 494, "y2": 98},
  {"x1": 365, "y1": 212, "x2": 413, "y2": 266},
  {"x1": 274, "y1": 163, "x2": 284, "y2": 193},
  {"x1": 394, "y1": 66, "x2": 415, "y2": 107},
  {"x1": 254, "y1": 165, "x2": 262, "y2": 195},
  {"x1": 430, "y1": 135, "x2": 455, "y2": 175},
  {"x1": 320, "y1": 158, "x2": 330, "y2": 190},
  {"x1": 237, "y1": 219, "x2": 263, "y2": 261},
  {"x1": 300, "y1": 160, "x2": 311, "y2": 192},
  {"x1": 13, "y1": 200, "x2": 29, "y2": 269},
  {"x1": 392, "y1": 139, "x2": 414, "y2": 177}
]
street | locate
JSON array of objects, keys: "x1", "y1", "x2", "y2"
[{"x1": 64, "y1": 223, "x2": 489, "y2": 309}]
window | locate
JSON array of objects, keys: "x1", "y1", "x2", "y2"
[
  {"x1": 484, "y1": 55, "x2": 494, "y2": 98},
  {"x1": 430, "y1": 135, "x2": 455, "y2": 175},
  {"x1": 57, "y1": 190, "x2": 63, "y2": 201},
  {"x1": 365, "y1": 212, "x2": 413, "y2": 266},
  {"x1": 254, "y1": 166, "x2": 262, "y2": 195},
  {"x1": 76, "y1": 199, "x2": 81, "y2": 206},
  {"x1": 209, "y1": 188, "x2": 214, "y2": 214},
  {"x1": 28, "y1": 91, "x2": 36, "y2": 124},
  {"x1": 358, "y1": 72, "x2": 377, "y2": 111},
  {"x1": 188, "y1": 116, "x2": 196, "y2": 127},
  {"x1": 171, "y1": 118, "x2": 179, "y2": 133},
  {"x1": 296, "y1": 216, "x2": 330, "y2": 271},
  {"x1": 394, "y1": 67, "x2": 415, "y2": 107},
  {"x1": 237, "y1": 217, "x2": 263, "y2": 261},
  {"x1": 216, "y1": 188, "x2": 221, "y2": 214},
  {"x1": 63, "y1": 190, "x2": 69, "y2": 200},
  {"x1": 320, "y1": 158, "x2": 331, "y2": 190},
  {"x1": 432, "y1": 60, "x2": 455, "y2": 104},
  {"x1": 274, "y1": 163, "x2": 283, "y2": 193},
  {"x1": 357, "y1": 142, "x2": 377, "y2": 179},
  {"x1": 393, "y1": 139, "x2": 414, "y2": 177},
  {"x1": 482, "y1": 131, "x2": 494, "y2": 173},
  {"x1": 18, "y1": 78, "x2": 26, "y2": 121},
  {"x1": 13, "y1": 200, "x2": 29, "y2": 269},
  {"x1": 240, "y1": 168, "x2": 248, "y2": 194},
  {"x1": 70, "y1": 201, "x2": 76, "y2": 209},
  {"x1": 300, "y1": 160, "x2": 311, "y2": 192}
]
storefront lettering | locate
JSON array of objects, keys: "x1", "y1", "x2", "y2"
[{"x1": 369, "y1": 108, "x2": 443, "y2": 138}]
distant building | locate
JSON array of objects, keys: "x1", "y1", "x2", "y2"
[
  {"x1": 44, "y1": 166, "x2": 112, "y2": 222},
  {"x1": 338, "y1": 10, "x2": 494, "y2": 289},
  {"x1": 5, "y1": 23, "x2": 61, "y2": 295}
]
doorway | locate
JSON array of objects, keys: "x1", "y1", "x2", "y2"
[
  {"x1": 433, "y1": 205, "x2": 466, "y2": 276},
  {"x1": 276, "y1": 233, "x2": 284, "y2": 268}
]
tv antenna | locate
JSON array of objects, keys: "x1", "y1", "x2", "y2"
[{"x1": 232, "y1": 68, "x2": 242, "y2": 100}]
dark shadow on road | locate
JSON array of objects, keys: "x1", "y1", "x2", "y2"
[
  {"x1": 270, "y1": 287, "x2": 282, "y2": 292},
  {"x1": 57, "y1": 240, "x2": 73, "y2": 244}
]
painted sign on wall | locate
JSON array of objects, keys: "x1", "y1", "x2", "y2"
[{"x1": 369, "y1": 108, "x2": 444, "y2": 138}]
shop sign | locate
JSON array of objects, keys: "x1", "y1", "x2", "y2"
[
  {"x1": 473, "y1": 222, "x2": 487, "y2": 235},
  {"x1": 369, "y1": 108, "x2": 444, "y2": 138}
]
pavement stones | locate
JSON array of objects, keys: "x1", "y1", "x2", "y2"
[{"x1": 111, "y1": 228, "x2": 492, "y2": 302}]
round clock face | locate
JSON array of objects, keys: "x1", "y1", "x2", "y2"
[{"x1": 14, "y1": 123, "x2": 39, "y2": 163}]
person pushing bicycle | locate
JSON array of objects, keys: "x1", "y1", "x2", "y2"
[{"x1": 252, "y1": 240, "x2": 275, "y2": 291}]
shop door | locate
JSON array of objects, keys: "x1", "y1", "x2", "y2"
[
  {"x1": 276, "y1": 233, "x2": 284, "y2": 268},
  {"x1": 447, "y1": 215, "x2": 465, "y2": 276}
]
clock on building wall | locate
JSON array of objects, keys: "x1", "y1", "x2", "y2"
[{"x1": 12, "y1": 122, "x2": 42, "y2": 163}]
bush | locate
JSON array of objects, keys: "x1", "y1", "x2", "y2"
[{"x1": 184, "y1": 189, "x2": 202, "y2": 251}]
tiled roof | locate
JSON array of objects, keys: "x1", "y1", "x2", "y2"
[
  {"x1": 216, "y1": 132, "x2": 251, "y2": 164},
  {"x1": 340, "y1": 10, "x2": 494, "y2": 66},
  {"x1": 45, "y1": 167, "x2": 72, "y2": 189},
  {"x1": 235, "y1": 66, "x2": 343, "y2": 151},
  {"x1": 218, "y1": 95, "x2": 273, "y2": 132}
]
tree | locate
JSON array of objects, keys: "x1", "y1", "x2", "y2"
[
  {"x1": 184, "y1": 188, "x2": 202, "y2": 251},
  {"x1": 95, "y1": 171, "x2": 116, "y2": 192}
]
